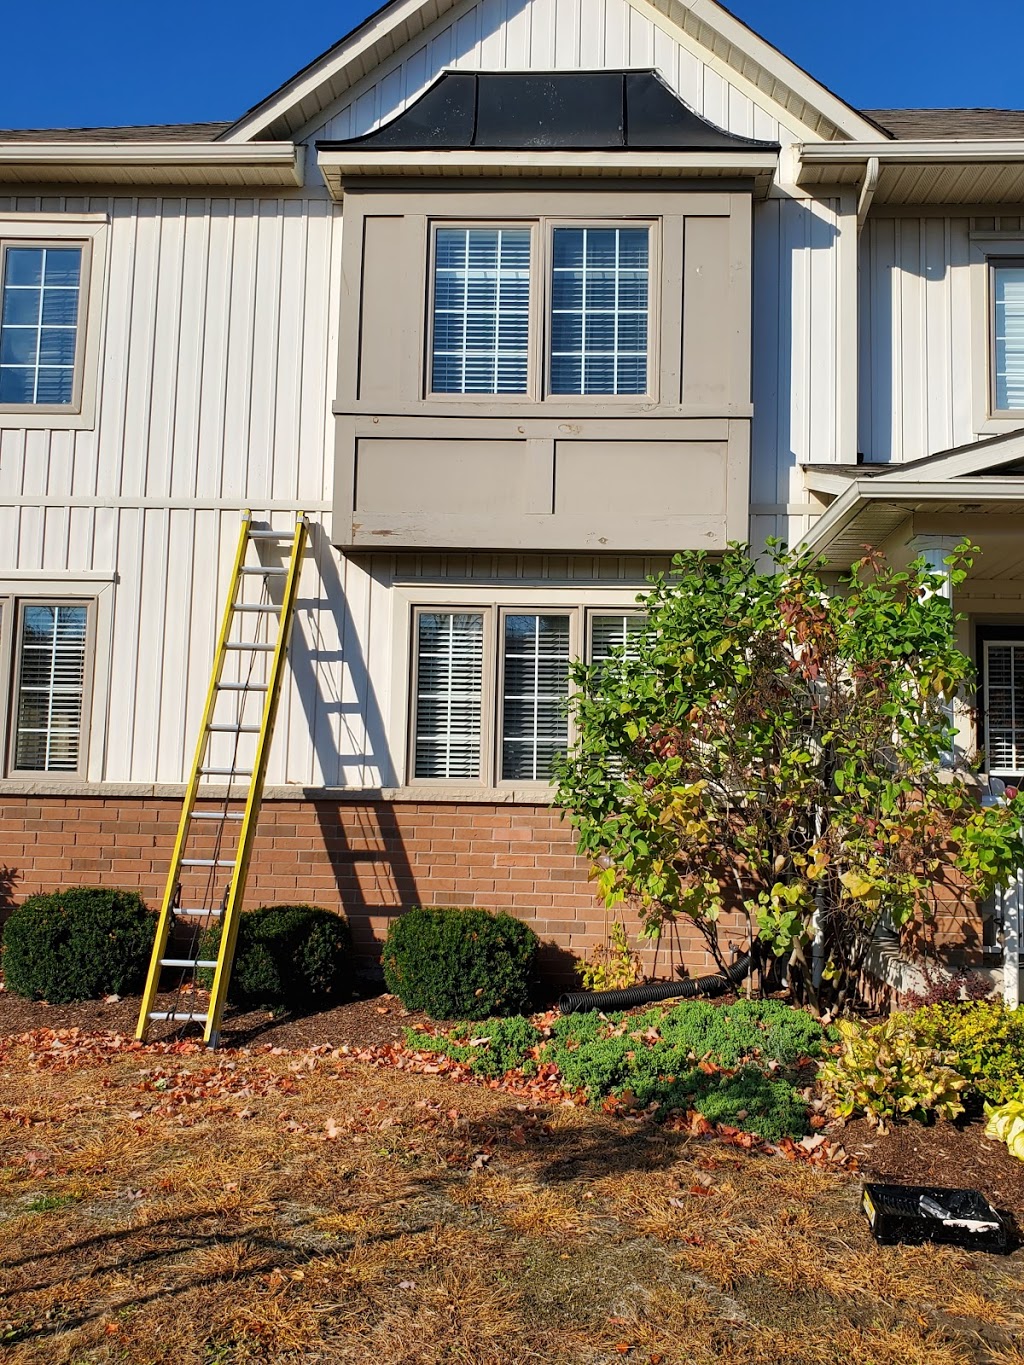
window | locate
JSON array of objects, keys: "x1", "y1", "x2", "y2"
[
  {"x1": 9, "y1": 602, "x2": 91, "y2": 774},
  {"x1": 409, "y1": 606, "x2": 645, "y2": 785},
  {"x1": 550, "y1": 227, "x2": 649, "y2": 395},
  {"x1": 427, "y1": 220, "x2": 652, "y2": 399},
  {"x1": 991, "y1": 260, "x2": 1024, "y2": 413},
  {"x1": 983, "y1": 639, "x2": 1024, "y2": 776},
  {"x1": 0, "y1": 242, "x2": 88, "y2": 409}
]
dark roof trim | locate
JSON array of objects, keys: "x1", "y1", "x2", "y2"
[{"x1": 317, "y1": 69, "x2": 780, "y2": 154}]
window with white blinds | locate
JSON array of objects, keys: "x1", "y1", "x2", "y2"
[
  {"x1": 590, "y1": 612, "x2": 647, "y2": 663},
  {"x1": 992, "y1": 262, "x2": 1024, "y2": 411},
  {"x1": 0, "y1": 245, "x2": 83, "y2": 406},
  {"x1": 984, "y1": 640, "x2": 1024, "y2": 775},
  {"x1": 413, "y1": 611, "x2": 485, "y2": 780},
  {"x1": 501, "y1": 613, "x2": 571, "y2": 782},
  {"x1": 550, "y1": 227, "x2": 650, "y2": 396},
  {"x1": 13, "y1": 603, "x2": 89, "y2": 773},
  {"x1": 431, "y1": 227, "x2": 531, "y2": 394}
]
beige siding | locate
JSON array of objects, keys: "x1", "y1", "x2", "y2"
[
  {"x1": 302, "y1": 0, "x2": 805, "y2": 147},
  {"x1": 858, "y1": 214, "x2": 975, "y2": 465}
]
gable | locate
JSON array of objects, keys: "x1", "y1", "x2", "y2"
[{"x1": 222, "y1": 0, "x2": 882, "y2": 149}]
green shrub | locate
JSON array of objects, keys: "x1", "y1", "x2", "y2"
[
  {"x1": 818, "y1": 1015, "x2": 966, "y2": 1131},
  {"x1": 1, "y1": 887, "x2": 155, "y2": 1003},
  {"x1": 405, "y1": 1016, "x2": 541, "y2": 1078},
  {"x1": 910, "y1": 1000, "x2": 1024, "y2": 1105},
  {"x1": 382, "y1": 907, "x2": 538, "y2": 1020},
  {"x1": 200, "y1": 904, "x2": 350, "y2": 1011}
]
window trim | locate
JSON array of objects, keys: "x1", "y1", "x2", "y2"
[
  {"x1": 423, "y1": 215, "x2": 657, "y2": 405},
  {"x1": 0, "y1": 214, "x2": 108, "y2": 431},
  {"x1": 398, "y1": 591, "x2": 646, "y2": 792},
  {"x1": 3, "y1": 595, "x2": 96, "y2": 781}
]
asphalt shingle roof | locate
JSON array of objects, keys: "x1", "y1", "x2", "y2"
[
  {"x1": 0, "y1": 122, "x2": 231, "y2": 142},
  {"x1": 864, "y1": 108, "x2": 1024, "y2": 139}
]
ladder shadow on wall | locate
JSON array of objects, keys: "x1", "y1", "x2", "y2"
[{"x1": 283, "y1": 520, "x2": 421, "y2": 970}]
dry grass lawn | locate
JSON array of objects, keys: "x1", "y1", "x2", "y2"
[{"x1": 1, "y1": 1033, "x2": 1023, "y2": 1365}]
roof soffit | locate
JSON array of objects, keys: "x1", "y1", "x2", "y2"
[{"x1": 220, "y1": 0, "x2": 882, "y2": 145}]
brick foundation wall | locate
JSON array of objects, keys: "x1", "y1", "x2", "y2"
[{"x1": 0, "y1": 795, "x2": 748, "y2": 985}]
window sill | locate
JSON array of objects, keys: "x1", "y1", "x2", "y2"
[{"x1": 0, "y1": 778, "x2": 559, "y2": 805}]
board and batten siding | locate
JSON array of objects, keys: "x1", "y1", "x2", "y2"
[
  {"x1": 858, "y1": 215, "x2": 975, "y2": 466},
  {"x1": 0, "y1": 190, "x2": 376, "y2": 790},
  {"x1": 300, "y1": 0, "x2": 807, "y2": 148}
]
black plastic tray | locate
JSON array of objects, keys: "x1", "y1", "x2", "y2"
[{"x1": 861, "y1": 1182, "x2": 1009, "y2": 1251}]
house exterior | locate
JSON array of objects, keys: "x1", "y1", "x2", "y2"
[{"x1": 1, "y1": 0, "x2": 1022, "y2": 997}]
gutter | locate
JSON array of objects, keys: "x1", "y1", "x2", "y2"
[{"x1": 0, "y1": 142, "x2": 306, "y2": 188}]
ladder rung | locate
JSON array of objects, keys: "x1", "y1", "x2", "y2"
[
  {"x1": 198, "y1": 766, "x2": 253, "y2": 776},
  {"x1": 232, "y1": 604, "x2": 280, "y2": 614},
  {"x1": 217, "y1": 683, "x2": 269, "y2": 692},
  {"x1": 148, "y1": 1012, "x2": 209, "y2": 1023},
  {"x1": 181, "y1": 858, "x2": 236, "y2": 867},
  {"x1": 160, "y1": 958, "x2": 219, "y2": 969},
  {"x1": 175, "y1": 907, "x2": 223, "y2": 917},
  {"x1": 225, "y1": 641, "x2": 276, "y2": 651},
  {"x1": 247, "y1": 530, "x2": 294, "y2": 540},
  {"x1": 207, "y1": 723, "x2": 262, "y2": 733},
  {"x1": 240, "y1": 566, "x2": 288, "y2": 576},
  {"x1": 190, "y1": 811, "x2": 245, "y2": 820}
]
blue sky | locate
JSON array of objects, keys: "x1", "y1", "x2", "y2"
[{"x1": 0, "y1": 0, "x2": 1021, "y2": 130}]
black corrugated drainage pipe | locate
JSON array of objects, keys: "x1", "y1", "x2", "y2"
[{"x1": 557, "y1": 951, "x2": 754, "y2": 1016}]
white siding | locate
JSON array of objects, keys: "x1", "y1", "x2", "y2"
[
  {"x1": 303, "y1": 0, "x2": 804, "y2": 146},
  {"x1": 858, "y1": 215, "x2": 975, "y2": 465}
]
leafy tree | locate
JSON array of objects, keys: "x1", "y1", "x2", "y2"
[{"x1": 555, "y1": 542, "x2": 1024, "y2": 1010}]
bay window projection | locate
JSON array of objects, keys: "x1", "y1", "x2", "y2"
[
  {"x1": 0, "y1": 245, "x2": 83, "y2": 406},
  {"x1": 430, "y1": 227, "x2": 531, "y2": 394},
  {"x1": 12, "y1": 603, "x2": 89, "y2": 774},
  {"x1": 992, "y1": 261, "x2": 1024, "y2": 412},
  {"x1": 550, "y1": 227, "x2": 649, "y2": 396},
  {"x1": 984, "y1": 640, "x2": 1024, "y2": 776}
]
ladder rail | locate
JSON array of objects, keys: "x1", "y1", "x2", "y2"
[
  {"x1": 135, "y1": 512, "x2": 255, "y2": 1039},
  {"x1": 203, "y1": 514, "x2": 308, "y2": 1046}
]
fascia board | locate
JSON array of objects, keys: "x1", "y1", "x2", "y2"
[
  {"x1": 800, "y1": 140, "x2": 1024, "y2": 165},
  {"x1": 0, "y1": 142, "x2": 305, "y2": 186}
]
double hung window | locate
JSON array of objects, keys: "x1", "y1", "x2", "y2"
[
  {"x1": 410, "y1": 606, "x2": 645, "y2": 785},
  {"x1": 428, "y1": 221, "x2": 652, "y2": 399},
  {"x1": 983, "y1": 639, "x2": 1024, "y2": 777},
  {"x1": 0, "y1": 242, "x2": 88, "y2": 410},
  {"x1": 0, "y1": 597, "x2": 93, "y2": 777},
  {"x1": 991, "y1": 260, "x2": 1024, "y2": 414}
]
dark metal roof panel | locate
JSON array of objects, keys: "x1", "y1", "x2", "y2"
[{"x1": 318, "y1": 69, "x2": 780, "y2": 153}]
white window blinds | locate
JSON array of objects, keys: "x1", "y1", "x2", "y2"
[
  {"x1": 550, "y1": 227, "x2": 649, "y2": 396},
  {"x1": 993, "y1": 263, "x2": 1024, "y2": 411},
  {"x1": 14, "y1": 603, "x2": 88, "y2": 772},
  {"x1": 590, "y1": 612, "x2": 646, "y2": 663},
  {"x1": 413, "y1": 611, "x2": 485, "y2": 779},
  {"x1": 501, "y1": 613, "x2": 571, "y2": 781},
  {"x1": 985, "y1": 641, "x2": 1024, "y2": 774},
  {"x1": 431, "y1": 228, "x2": 531, "y2": 394},
  {"x1": 0, "y1": 245, "x2": 83, "y2": 406}
]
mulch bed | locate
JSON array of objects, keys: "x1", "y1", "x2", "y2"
[{"x1": 4, "y1": 981, "x2": 1024, "y2": 1220}]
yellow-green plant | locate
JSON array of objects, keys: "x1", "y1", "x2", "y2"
[
  {"x1": 818, "y1": 1015, "x2": 966, "y2": 1132},
  {"x1": 578, "y1": 921, "x2": 644, "y2": 991},
  {"x1": 911, "y1": 1000, "x2": 1024, "y2": 1105},
  {"x1": 984, "y1": 1099, "x2": 1024, "y2": 1161}
]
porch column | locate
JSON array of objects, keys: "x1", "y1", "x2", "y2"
[{"x1": 907, "y1": 535, "x2": 961, "y2": 600}]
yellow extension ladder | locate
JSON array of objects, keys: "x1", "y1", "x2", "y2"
[{"x1": 136, "y1": 511, "x2": 309, "y2": 1047}]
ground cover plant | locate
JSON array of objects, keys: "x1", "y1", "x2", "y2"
[
  {"x1": 1, "y1": 887, "x2": 154, "y2": 1003},
  {"x1": 382, "y1": 906, "x2": 538, "y2": 1019},
  {"x1": 2, "y1": 1024, "x2": 1023, "y2": 1365},
  {"x1": 409, "y1": 998, "x2": 832, "y2": 1143},
  {"x1": 555, "y1": 541, "x2": 1024, "y2": 1012}
]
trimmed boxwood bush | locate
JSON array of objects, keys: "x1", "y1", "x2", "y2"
[
  {"x1": 200, "y1": 904, "x2": 351, "y2": 1011},
  {"x1": 382, "y1": 906, "x2": 538, "y2": 1019},
  {"x1": 1, "y1": 887, "x2": 155, "y2": 1003}
]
